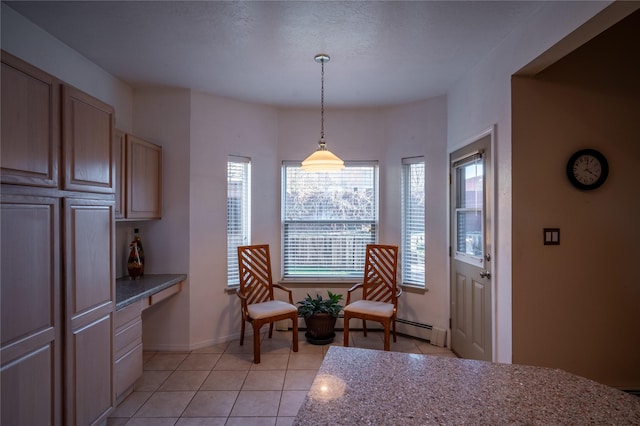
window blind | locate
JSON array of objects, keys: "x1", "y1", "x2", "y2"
[
  {"x1": 282, "y1": 161, "x2": 378, "y2": 278},
  {"x1": 402, "y1": 157, "x2": 425, "y2": 286},
  {"x1": 227, "y1": 156, "x2": 251, "y2": 286}
]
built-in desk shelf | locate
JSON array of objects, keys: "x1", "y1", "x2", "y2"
[
  {"x1": 114, "y1": 274, "x2": 186, "y2": 403},
  {"x1": 116, "y1": 273, "x2": 186, "y2": 310}
]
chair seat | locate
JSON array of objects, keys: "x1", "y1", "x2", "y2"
[
  {"x1": 344, "y1": 300, "x2": 394, "y2": 317},
  {"x1": 247, "y1": 300, "x2": 297, "y2": 320}
]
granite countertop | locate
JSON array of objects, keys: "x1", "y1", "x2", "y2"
[
  {"x1": 116, "y1": 274, "x2": 187, "y2": 310},
  {"x1": 294, "y1": 346, "x2": 640, "y2": 425}
]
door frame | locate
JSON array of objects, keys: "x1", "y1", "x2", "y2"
[{"x1": 448, "y1": 125, "x2": 497, "y2": 361}]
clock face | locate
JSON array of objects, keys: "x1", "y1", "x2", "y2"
[
  {"x1": 572, "y1": 154, "x2": 602, "y2": 184},
  {"x1": 566, "y1": 149, "x2": 608, "y2": 190}
]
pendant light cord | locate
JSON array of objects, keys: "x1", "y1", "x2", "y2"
[
  {"x1": 301, "y1": 53, "x2": 344, "y2": 170},
  {"x1": 320, "y1": 58, "x2": 325, "y2": 142}
]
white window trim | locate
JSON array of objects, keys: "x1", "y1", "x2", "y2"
[
  {"x1": 227, "y1": 155, "x2": 251, "y2": 287},
  {"x1": 281, "y1": 160, "x2": 379, "y2": 281},
  {"x1": 401, "y1": 156, "x2": 425, "y2": 288}
]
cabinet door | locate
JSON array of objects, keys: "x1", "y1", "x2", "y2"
[
  {"x1": 1, "y1": 51, "x2": 59, "y2": 188},
  {"x1": 64, "y1": 198, "x2": 115, "y2": 425},
  {"x1": 126, "y1": 134, "x2": 162, "y2": 219},
  {"x1": 62, "y1": 85, "x2": 115, "y2": 194},
  {"x1": 114, "y1": 129, "x2": 126, "y2": 219},
  {"x1": 1, "y1": 193, "x2": 62, "y2": 425}
]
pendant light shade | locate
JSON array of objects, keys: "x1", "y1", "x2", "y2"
[
  {"x1": 301, "y1": 53, "x2": 344, "y2": 171},
  {"x1": 301, "y1": 140, "x2": 344, "y2": 171}
]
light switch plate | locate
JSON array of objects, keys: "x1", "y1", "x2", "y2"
[{"x1": 544, "y1": 228, "x2": 560, "y2": 245}]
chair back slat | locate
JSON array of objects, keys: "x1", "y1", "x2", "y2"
[
  {"x1": 238, "y1": 244, "x2": 275, "y2": 304},
  {"x1": 362, "y1": 244, "x2": 398, "y2": 303}
]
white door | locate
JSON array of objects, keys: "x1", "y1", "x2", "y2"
[{"x1": 450, "y1": 132, "x2": 493, "y2": 361}]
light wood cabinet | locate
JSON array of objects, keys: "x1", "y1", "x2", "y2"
[
  {"x1": 63, "y1": 198, "x2": 115, "y2": 425},
  {"x1": 1, "y1": 193, "x2": 62, "y2": 426},
  {"x1": 62, "y1": 85, "x2": 115, "y2": 194},
  {"x1": 126, "y1": 134, "x2": 163, "y2": 219},
  {"x1": 114, "y1": 129, "x2": 126, "y2": 219},
  {"x1": 1, "y1": 51, "x2": 116, "y2": 425},
  {"x1": 114, "y1": 301, "x2": 143, "y2": 401},
  {"x1": 1, "y1": 50, "x2": 59, "y2": 188},
  {"x1": 114, "y1": 131, "x2": 163, "y2": 220},
  {"x1": 112, "y1": 276, "x2": 185, "y2": 402}
]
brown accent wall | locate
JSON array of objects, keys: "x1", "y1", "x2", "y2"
[{"x1": 512, "y1": 10, "x2": 640, "y2": 389}]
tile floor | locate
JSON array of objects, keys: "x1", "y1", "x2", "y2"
[{"x1": 107, "y1": 330, "x2": 456, "y2": 426}]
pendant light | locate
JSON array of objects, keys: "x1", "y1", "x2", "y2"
[{"x1": 301, "y1": 53, "x2": 345, "y2": 171}]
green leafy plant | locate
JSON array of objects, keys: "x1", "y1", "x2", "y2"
[{"x1": 297, "y1": 291, "x2": 343, "y2": 318}]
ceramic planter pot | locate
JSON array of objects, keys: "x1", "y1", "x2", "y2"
[{"x1": 304, "y1": 313, "x2": 337, "y2": 345}]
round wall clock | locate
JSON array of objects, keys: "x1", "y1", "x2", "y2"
[{"x1": 566, "y1": 148, "x2": 609, "y2": 190}]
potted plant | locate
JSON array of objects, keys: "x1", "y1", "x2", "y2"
[{"x1": 297, "y1": 291, "x2": 343, "y2": 345}]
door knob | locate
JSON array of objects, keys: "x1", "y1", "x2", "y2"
[{"x1": 479, "y1": 270, "x2": 491, "y2": 279}]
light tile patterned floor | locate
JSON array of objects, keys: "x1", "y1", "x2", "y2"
[{"x1": 107, "y1": 330, "x2": 456, "y2": 425}]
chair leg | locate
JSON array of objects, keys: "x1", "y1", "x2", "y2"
[
  {"x1": 343, "y1": 315, "x2": 350, "y2": 347},
  {"x1": 268, "y1": 322, "x2": 274, "y2": 339},
  {"x1": 240, "y1": 317, "x2": 245, "y2": 346},
  {"x1": 291, "y1": 315, "x2": 299, "y2": 353},
  {"x1": 392, "y1": 317, "x2": 397, "y2": 342},
  {"x1": 253, "y1": 323, "x2": 261, "y2": 364},
  {"x1": 383, "y1": 321, "x2": 391, "y2": 351},
  {"x1": 362, "y1": 320, "x2": 367, "y2": 337}
]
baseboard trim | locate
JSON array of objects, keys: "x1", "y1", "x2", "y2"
[{"x1": 146, "y1": 318, "x2": 448, "y2": 351}]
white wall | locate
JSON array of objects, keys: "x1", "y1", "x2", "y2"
[
  {"x1": 167, "y1": 96, "x2": 448, "y2": 348},
  {"x1": 382, "y1": 98, "x2": 449, "y2": 332},
  {"x1": 190, "y1": 104, "x2": 445, "y2": 338},
  {"x1": 171, "y1": 96, "x2": 452, "y2": 348},
  {"x1": 447, "y1": 1, "x2": 614, "y2": 363},
  {"x1": 133, "y1": 87, "x2": 192, "y2": 350},
  {"x1": 188, "y1": 92, "x2": 279, "y2": 348}
]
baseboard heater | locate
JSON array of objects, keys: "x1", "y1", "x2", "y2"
[
  {"x1": 278, "y1": 317, "x2": 447, "y2": 347},
  {"x1": 395, "y1": 318, "x2": 446, "y2": 347},
  {"x1": 396, "y1": 318, "x2": 433, "y2": 330}
]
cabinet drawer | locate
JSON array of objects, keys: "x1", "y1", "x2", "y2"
[
  {"x1": 115, "y1": 319, "x2": 142, "y2": 360},
  {"x1": 149, "y1": 283, "x2": 182, "y2": 306},
  {"x1": 115, "y1": 343, "x2": 143, "y2": 398},
  {"x1": 115, "y1": 299, "x2": 142, "y2": 329}
]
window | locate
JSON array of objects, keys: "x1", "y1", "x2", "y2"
[
  {"x1": 282, "y1": 162, "x2": 378, "y2": 279},
  {"x1": 227, "y1": 156, "x2": 251, "y2": 286},
  {"x1": 401, "y1": 157, "x2": 425, "y2": 286},
  {"x1": 453, "y1": 153, "x2": 484, "y2": 262}
]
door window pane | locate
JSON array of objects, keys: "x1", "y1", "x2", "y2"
[
  {"x1": 456, "y1": 211, "x2": 482, "y2": 256},
  {"x1": 454, "y1": 155, "x2": 484, "y2": 259}
]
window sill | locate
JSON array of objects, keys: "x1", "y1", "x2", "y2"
[
  {"x1": 401, "y1": 283, "x2": 428, "y2": 294},
  {"x1": 278, "y1": 279, "x2": 360, "y2": 288},
  {"x1": 229, "y1": 282, "x2": 426, "y2": 294},
  {"x1": 225, "y1": 285, "x2": 239, "y2": 295}
]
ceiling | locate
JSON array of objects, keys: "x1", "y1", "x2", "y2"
[{"x1": 5, "y1": 1, "x2": 545, "y2": 108}]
